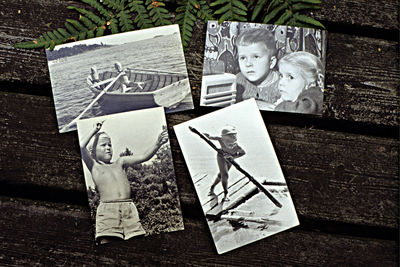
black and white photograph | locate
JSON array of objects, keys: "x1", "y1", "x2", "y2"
[
  {"x1": 174, "y1": 99, "x2": 299, "y2": 254},
  {"x1": 47, "y1": 24, "x2": 193, "y2": 133},
  {"x1": 201, "y1": 21, "x2": 327, "y2": 115},
  {"x1": 77, "y1": 107, "x2": 184, "y2": 244}
]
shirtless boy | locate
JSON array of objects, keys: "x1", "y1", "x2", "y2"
[{"x1": 80, "y1": 121, "x2": 168, "y2": 244}]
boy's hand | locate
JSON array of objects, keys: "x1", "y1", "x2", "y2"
[
  {"x1": 94, "y1": 121, "x2": 105, "y2": 131},
  {"x1": 223, "y1": 153, "x2": 234, "y2": 162},
  {"x1": 156, "y1": 128, "x2": 168, "y2": 147},
  {"x1": 203, "y1": 133, "x2": 210, "y2": 138}
]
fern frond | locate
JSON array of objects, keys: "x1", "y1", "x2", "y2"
[
  {"x1": 128, "y1": 0, "x2": 154, "y2": 28},
  {"x1": 103, "y1": 0, "x2": 125, "y2": 11},
  {"x1": 292, "y1": 3, "x2": 321, "y2": 12},
  {"x1": 146, "y1": 0, "x2": 172, "y2": 26},
  {"x1": 108, "y1": 18, "x2": 120, "y2": 33},
  {"x1": 67, "y1": 6, "x2": 107, "y2": 26},
  {"x1": 263, "y1": 2, "x2": 287, "y2": 23},
  {"x1": 251, "y1": 0, "x2": 267, "y2": 21},
  {"x1": 118, "y1": 10, "x2": 135, "y2": 31},
  {"x1": 293, "y1": 13, "x2": 325, "y2": 28},
  {"x1": 81, "y1": 0, "x2": 114, "y2": 19},
  {"x1": 211, "y1": 0, "x2": 248, "y2": 23},
  {"x1": 66, "y1": 19, "x2": 88, "y2": 32},
  {"x1": 176, "y1": 0, "x2": 196, "y2": 49},
  {"x1": 191, "y1": 0, "x2": 214, "y2": 21},
  {"x1": 275, "y1": 10, "x2": 291, "y2": 25}
]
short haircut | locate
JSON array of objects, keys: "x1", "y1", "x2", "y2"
[
  {"x1": 278, "y1": 51, "x2": 324, "y2": 89},
  {"x1": 236, "y1": 28, "x2": 276, "y2": 55},
  {"x1": 91, "y1": 132, "x2": 110, "y2": 160}
]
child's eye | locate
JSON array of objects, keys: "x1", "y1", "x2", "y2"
[
  {"x1": 239, "y1": 56, "x2": 245, "y2": 61},
  {"x1": 289, "y1": 75, "x2": 294, "y2": 80},
  {"x1": 279, "y1": 73, "x2": 283, "y2": 78}
]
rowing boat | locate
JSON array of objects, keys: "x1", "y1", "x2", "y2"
[{"x1": 87, "y1": 68, "x2": 191, "y2": 113}]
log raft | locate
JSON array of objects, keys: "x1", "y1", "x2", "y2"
[{"x1": 0, "y1": 0, "x2": 398, "y2": 265}]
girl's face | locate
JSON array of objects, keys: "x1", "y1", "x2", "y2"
[
  {"x1": 278, "y1": 63, "x2": 307, "y2": 101},
  {"x1": 95, "y1": 133, "x2": 113, "y2": 163}
]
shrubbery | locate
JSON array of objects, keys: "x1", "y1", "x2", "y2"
[{"x1": 87, "y1": 143, "x2": 183, "y2": 237}]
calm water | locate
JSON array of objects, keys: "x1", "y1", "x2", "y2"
[{"x1": 48, "y1": 34, "x2": 190, "y2": 132}]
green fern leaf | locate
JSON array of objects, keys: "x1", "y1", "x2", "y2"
[
  {"x1": 96, "y1": 26, "x2": 106, "y2": 37},
  {"x1": 146, "y1": 0, "x2": 172, "y2": 26},
  {"x1": 267, "y1": 0, "x2": 283, "y2": 12},
  {"x1": 129, "y1": 0, "x2": 154, "y2": 28},
  {"x1": 176, "y1": 0, "x2": 196, "y2": 48},
  {"x1": 190, "y1": 0, "x2": 214, "y2": 20},
  {"x1": 292, "y1": 3, "x2": 321, "y2": 11},
  {"x1": 81, "y1": 0, "x2": 114, "y2": 20},
  {"x1": 118, "y1": 10, "x2": 135, "y2": 31},
  {"x1": 64, "y1": 22, "x2": 79, "y2": 35},
  {"x1": 57, "y1": 28, "x2": 71, "y2": 38},
  {"x1": 263, "y1": 2, "x2": 287, "y2": 23},
  {"x1": 108, "y1": 18, "x2": 120, "y2": 33},
  {"x1": 66, "y1": 19, "x2": 88, "y2": 32},
  {"x1": 251, "y1": 0, "x2": 267, "y2": 21},
  {"x1": 275, "y1": 10, "x2": 291, "y2": 25},
  {"x1": 52, "y1": 30, "x2": 64, "y2": 40},
  {"x1": 293, "y1": 13, "x2": 325, "y2": 28},
  {"x1": 211, "y1": 0, "x2": 247, "y2": 23},
  {"x1": 13, "y1": 40, "x2": 47, "y2": 49},
  {"x1": 67, "y1": 6, "x2": 107, "y2": 26},
  {"x1": 103, "y1": 0, "x2": 124, "y2": 11},
  {"x1": 291, "y1": 0, "x2": 321, "y2": 4},
  {"x1": 78, "y1": 15, "x2": 97, "y2": 29}
]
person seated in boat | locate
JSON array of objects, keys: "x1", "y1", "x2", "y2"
[
  {"x1": 90, "y1": 66, "x2": 104, "y2": 90},
  {"x1": 114, "y1": 62, "x2": 132, "y2": 93},
  {"x1": 204, "y1": 125, "x2": 246, "y2": 202},
  {"x1": 80, "y1": 121, "x2": 168, "y2": 244}
]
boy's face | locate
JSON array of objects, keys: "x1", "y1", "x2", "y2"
[
  {"x1": 222, "y1": 133, "x2": 237, "y2": 144},
  {"x1": 237, "y1": 43, "x2": 276, "y2": 84},
  {"x1": 278, "y1": 63, "x2": 307, "y2": 101},
  {"x1": 95, "y1": 133, "x2": 113, "y2": 163}
]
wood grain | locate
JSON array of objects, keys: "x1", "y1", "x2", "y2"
[
  {"x1": 0, "y1": 196, "x2": 397, "y2": 266},
  {"x1": 1, "y1": 92, "x2": 397, "y2": 229}
]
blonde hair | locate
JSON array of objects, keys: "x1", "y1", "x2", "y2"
[{"x1": 278, "y1": 51, "x2": 324, "y2": 90}]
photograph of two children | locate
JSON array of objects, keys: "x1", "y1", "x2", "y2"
[{"x1": 201, "y1": 21, "x2": 327, "y2": 115}]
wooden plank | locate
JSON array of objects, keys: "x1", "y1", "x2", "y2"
[
  {"x1": 0, "y1": 92, "x2": 398, "y2": 228},
  {"x1": 0, "y1": 196, "x2": 397, "y2": 266}
]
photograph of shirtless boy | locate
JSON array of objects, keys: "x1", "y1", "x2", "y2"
[{"x1": 77, "y1": 107, "x2": 184, "y2": 244}]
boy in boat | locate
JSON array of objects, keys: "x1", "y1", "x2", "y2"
[
  {"x1": 90, "y1": 66, "x2": 104, "y2": 90},
  {"x1": 114, "y1": 62, "x2": 131, "y2": 93},
  {"x1": 80, "y1": 121, "x2": 168, "y2": 244},
  {"x1": 204, "y1": 125, "x2": 246, "y2": 202}
]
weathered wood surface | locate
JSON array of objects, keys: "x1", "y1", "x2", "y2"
[
  {"x1": 0, "y1": 0, "x2": 398, "y2": 265},
  {"x1": 0, "y1": 197, "x2": 397, "y2": 266}
]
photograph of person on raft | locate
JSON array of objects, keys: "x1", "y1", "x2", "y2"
[
  {"x1": 77, "y1": 107, "x2": 184, "y2": 245},
  {"x1": 174, "y1": 99, "x2": 299, "y2": 254},
  {"x1": 46, "y1": 24, "x2": 193, "y2": 133},
  {"x1": 201, "y1": 21, "x2": 326, "y2": 115}
]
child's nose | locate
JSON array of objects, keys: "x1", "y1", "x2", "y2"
[{"x1": 246, "y1": 60, "x2": 253, "y2": 67}]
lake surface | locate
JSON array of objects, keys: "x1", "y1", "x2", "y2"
[{"x1": 47, "y1": 34, "x2": 193, "y2": 132}]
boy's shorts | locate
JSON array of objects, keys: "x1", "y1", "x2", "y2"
[{"x1": 95, "y1": 199, "x2": 146, "y2": 241}]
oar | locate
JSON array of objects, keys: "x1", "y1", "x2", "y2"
[
  {"x1": 60, "y1": 73, "x2": 123, "y2": 132},
  {"x1": 189, "y1": 126, "x2": 282, "y2": 208}
]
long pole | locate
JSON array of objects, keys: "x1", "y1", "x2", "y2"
[
  {"x1": 60, "y1": 72, "x2": 123, "y2": 132},
  {"x1": 189, "y1": 126, "x2": 282, "y2": 208}
]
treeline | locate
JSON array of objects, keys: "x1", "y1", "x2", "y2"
[{"x1": 46, "y1": 43, "x2": 111, "y2": 61}]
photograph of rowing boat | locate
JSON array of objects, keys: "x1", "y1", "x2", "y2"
[
  {"x1": 174, "y1": 99, "x2": 299, "y2": 254},
  {"x1": 46, "y1": 25, "x2": 193, "y2": 133}
]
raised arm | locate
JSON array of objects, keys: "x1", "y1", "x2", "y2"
[
  {"x1": 121, "y1": 128, "x2": 168, "y2": 167},
  {"x1": 203, "y1": 133, "x2": 221, "y2": 141},
  {"x1": 80, "y1": 122, "x2": 102, "y2": 171}
]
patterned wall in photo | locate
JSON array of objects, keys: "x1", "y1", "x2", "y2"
[{"x1": 203, "y1": 21, "x2": 326, "y2": 75}]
